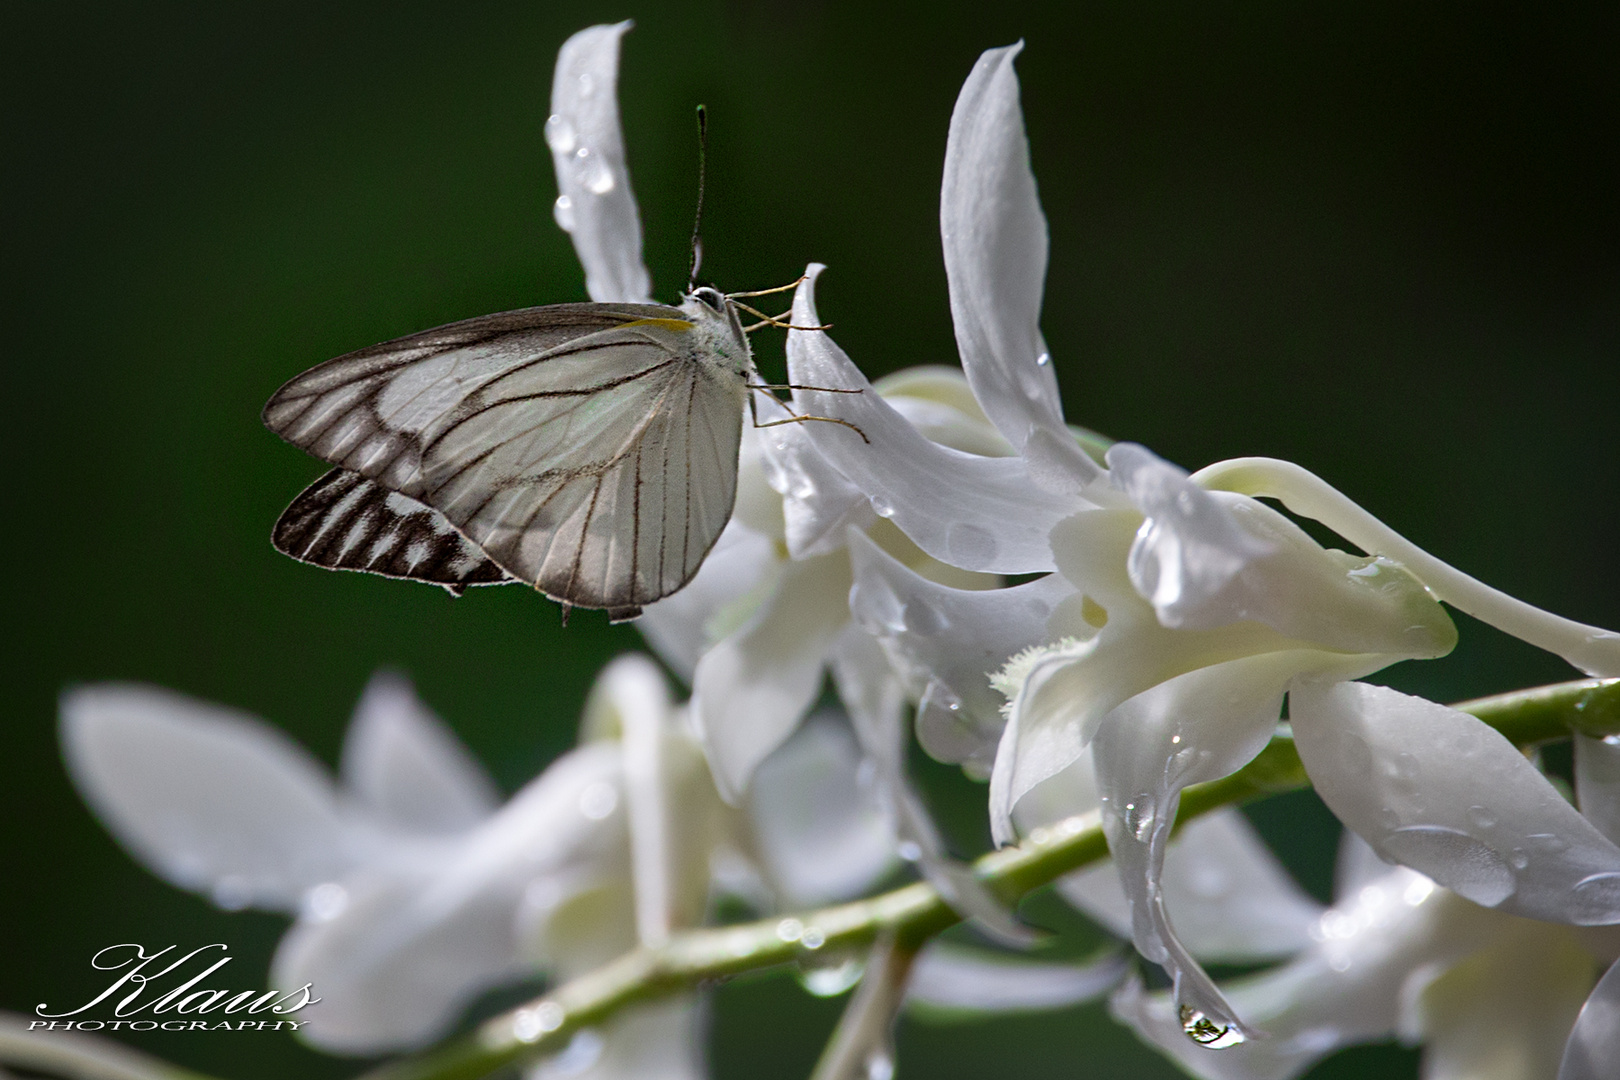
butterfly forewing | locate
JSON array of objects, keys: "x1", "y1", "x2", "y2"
[
  {"x1": 272, "y1": 468, "x2": 512, "y2": 594},
  {"x1": 263, "y1": 302, "x2": 749, "y2": 615}
]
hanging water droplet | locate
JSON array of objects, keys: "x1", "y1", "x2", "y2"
[
  {"x1": 553, "y1": 195, "x2": 576, "y2": 232},
  {"x1": 1180, "y1": 1005, "x2": 1245, "y2": 1048},
  {"x1": 1123, "y1": 796, "x2": 1156, "y2": 842},
  {"x1": 544, "y1": 114, "x2": 578, "y2": 154},
  {"x1": 869, "y1": 495, "x2": 895, "y2": 518},
  {"x1": 1382, "y1": 826, "x2": 1515, "y2": 907},
  {"x1": 797, "y1": 955, "x2": 864, "y2": 996},
  {"x1": 1035, "y1": 351, "x2": 1051, "y2": 367}
]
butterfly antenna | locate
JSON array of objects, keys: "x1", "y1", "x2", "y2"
[{"x1": 687, "y1": 104, "x2": 709, "y2": 292}]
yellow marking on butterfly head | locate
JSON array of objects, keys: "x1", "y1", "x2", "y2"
[{"x1": 619, "y1": 317, "x2": 696, "y2": 333}]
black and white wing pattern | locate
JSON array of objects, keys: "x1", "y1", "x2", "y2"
[
  {"x1": 263, "y1": 302, "x2": 750, "y2": 619},
  {"x1": 272, "y1": 468, "x2": 513, "y2": 595}
]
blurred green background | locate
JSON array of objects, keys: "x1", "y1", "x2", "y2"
[{"x1": 5, "y1": 2, "x2": 1619, "y2": 1078}]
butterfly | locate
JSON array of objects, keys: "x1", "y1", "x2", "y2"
[{"x1": 263, "y1": 286, "x2": 857, "y2": 621}]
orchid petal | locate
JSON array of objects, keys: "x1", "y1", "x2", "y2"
[
  {"x1": 832, "y1": 629, "x2": 1033, "y2": 945},
  {"x1": 1293, "y1": 681, "x2": 1620, "y2": 924},
  {"x1": 1112, "y1": 444, "x2": 1456, "y2": 658},
  {"x1": 591, "y1": 655, "x2": 711, "y2": 947},
  {"x1": 905, "y1": 943, "x2": 1125, "y2": 1015},
  {"x1": 941, "y1": 45, "x2": 1096, "y2": 485},
  {"x1": 1560, "y1": 956, "x2": 1620, "y2": 1080},
  {"x1": 1335, "y1": 828, "x2": 1396, "y2": 900},
  {"x1": 340, "y1": 671, "x2": 499, "y2": 834},
  {"x1": 1576, "y1": 734, "x2": 1620, "y2": 847},
  {"x1": 1195, "y1": 456, "x2": 1620, "y2": 677},
  {"x1": 1420, "y1": 923, "x2": 1592, "y2": 1080},
  {"x1": 60, "y1": 684, "x2": 355, "y2": 913},
  {"x1": 637, "y1": 518, "x2": 779, "y2": 684},
  {"x1": 877, "y1": 367, "x2": 1016, "y2": 458},
  {"x1": 1090, "y1": 654, "x2": 1303, "y2": 1038},
  {"x1": 529, "y1": 996, "x2": 706, "y2": 1080},
  {"x1": 279, "y1": 743, "x2": 627, "y2": 1052},
  {"x1": 784, "y1": 266, "x2": 1085, "y2": 574},
  {"x1": 548, "y1": 23, "x2": 652, "y2": 304},
  {"x1": 692, "y1": 550, "x2": 850, "y2": 803},
  {"x1": 746, "y1": 712, "x2": 897, "y2": 907},
  {"x1": 756, "y1": 394, "x2": 876, "y2": 560},
  {"x1": 846, "y1": 528, "x2": 1073, "y2": 767}
]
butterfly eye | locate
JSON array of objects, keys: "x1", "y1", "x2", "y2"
[{"x1": 692, "y1": 286, "x2": 727, "y2": 313}]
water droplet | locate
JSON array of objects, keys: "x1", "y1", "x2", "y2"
[
  {"x1": 897, "y1": 840, "x2": 922, "y2": 862},
  {"x1": 1570, "y1": 872, "x2": 1620, "y2": 924},
  {"x1": 800, "y1": 926, "x2": 826, "y2": 950},
  {"x1": 1179, "y1": 1005, "x2": 1245, "y2": 1048},
  {"x1": 946, "y1": 523, "x2": 997, "y2": 565},
  {"x1": 1466, "y1": 805, "x2": 1497, "y2": 830},
  {"x1": 516, "y1": 1002, "x2": 565, "y2": 1043},
  {"x1": 211, "y1": 875, "x2": 252, "y2": 911},
  {"x1": 776, "y1": 918, "x2": 804, "y2": 942},
  {"x1": 1382, "y1": 826, "x2": 1515, "y2": 907},
  {"x1": 543, "y1": 114, "x2": 577, "y2": 154},
  {"x1": 798, "y1": 956, "x2": 864, "y2": 996},
  {"x1": 303, "y1": 882, "x2": 348, "y2": 922},
  {"x1": 541, "y1": 1029, "x2": 604, "y2": 1076},
  {"x1": 865, "y1": 1051, "x2": 895, "y2": 1080},
  {"x1": 1528, "y1": 833, "x2": 1569, "y2": 854},
  {"x1": 577, "y1": 72, "x2": 595, "y2": 97},
  {"x1": 583, "y1": 164, "x2": 616, "y2": 195},
  {"x1": 727, "y1": 930, "x2": 756, "y2": 958},
  {"x1": 1509, "y1": 848, "x2": 1530, "y2": 870},
  {"x1": 535, "y1": 1002, "x2": 565, "y2": 1032},
  {"x1": 1035, "y1": 351, "x2": 1051, "y2": 367},
  {"x1": 1027, "y1": 826, "x2": 1052, "y2": 846},
  {"x1": 869, "y1": 495, "x2": 895, "y2": 518},
  {"x1": 1123, "y1": 797, "x2": 1156, "y2": 842},
  {"x1": 578, "y1": 781, "x2": 618, "y2": 820},
  {"x1": 552, "y1": 195, "x2": 576, "y2": 232}
]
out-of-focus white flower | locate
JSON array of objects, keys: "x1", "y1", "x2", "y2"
[
  {"x1": 1116, "y1": 826, "x2": 1620, "y2": 1080},
  {"x1": 765, "y1": 40, "x2": 1620, "y2": 1041}
]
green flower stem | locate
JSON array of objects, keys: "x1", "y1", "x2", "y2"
[{"x1": 356, "y1": 676, "x2": 1620, "y2": 1080}]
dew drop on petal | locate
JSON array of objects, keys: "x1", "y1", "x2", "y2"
[
  {"x1": 869, "y1": 495, "x2": 895, "y2": 518},
  {"x1": 578, "y1": 781, "x2": 618, "y2": 820},
  {"x1": 1527, "y1": 832, "x2": 1569, "y2": 854},
  {"x1": 543, "y1": 114, "x2": 577, "y2": 154},
  {"x1": 1382, "y1": 826, "x2": 1515, "y2": 907},
  {"x1": 1465, "y1": 805, "x2": 1496, "y2": 830},
  {"x1": 1569, "y1": 872, "x2": 1620, "y2": 925},
  {"x1": 577, "y1": 72, "x2": 595, "y2": 97},
  {"x1": 552, "y1": 195, "x2": 576, "y2": 232},
  {"x1": 583, "y1": 165, "x2": 616, "y2": 196},
  {"x1": 800, "y1": 926, "x2": 826, "y2": 950},
  {"x1": 303, "y1": 882, "x2": 348, "y2": 922},
  {"x1": 212, "y1": 875, "x2": 252, "y2": 911},
  {"x1": 1035, "y1": 351, "x2": 1051, "y2": 367},
  {"x1": 1180, "y1": 1005, "x2": 1245, "y2": 1048}
]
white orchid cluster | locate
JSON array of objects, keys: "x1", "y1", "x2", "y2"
[{"x1": 55, "y1": 21, "x2": 1620, "y2": 1080}]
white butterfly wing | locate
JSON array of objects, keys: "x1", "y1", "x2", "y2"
[
  {"x1": 265, "y1": 303, "x2": 747, "y2": 617},
  {"x1": 273, "y1": 468, "x2": 512, "y2": 594}
]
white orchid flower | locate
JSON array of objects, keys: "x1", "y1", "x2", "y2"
[
  {"x1": 761, "y1": 38, "x2": 1620, "y2": 1042},
  {"x1": 1116, "y1": 823, "x2": 1620, "y2": 1080},
  {"x1": 543, "y1": 21, "x2": 1024, "y2": 940}
]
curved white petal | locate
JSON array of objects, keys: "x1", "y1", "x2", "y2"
[
  {"x1": 529, "y1": 995, "x2": 706, "y2": 1080},
  {"x1": 1112, "y1": 444, "x2": 1456, "y2": 658},
  {"x1": 60, "y1": 684, "x2": 356, "y2": 913},
  {"x1": 1561, "y1": 955, "x2": 1620, "y2": 1080},
  {"x1": 757, "y1": 395, "x2": 875, "y2": 560},
  {"x1": 1420, "y1": 923, "x2": 1592, "y2": 1080},
  {"x1": 1335, "y1": 827, "x2": 1396, "y2": 899},
  {"x1": 637, "y1": 518, "x2": 779, "y2": 684},
  {"x1": 1195, "y1": 457, "x2": 1620, "y2": 677},
  {"x1": 341, "y1": 671, "x2": 499, "y2": 834},
  {"x1": 941, "y1": 45, "x2": 1096, "y2": 488},
  {"x1": 905, "y1": 943, "x2": 1125, "y2": 1015},
  {"x1": 692, "y1": 551, "x2": 850, "y2": 803},
  {"x1": 1293, "y1": 681, "x2": 1620, "y2": 924},
  {"x1": 747, "y1": 713, "x2": 896, "y2": 907},
  {"x1": 1576, "y1": 734, "x2": 1620, "y2": 847},
  {"x1": 846, "y1": 528, "x2": 1073, "y2": 766},
  {"x1": 784, "y1": 266, "x2": 1086, "y2": 574},
  {"x1": 278, "y1": 742, "x2": 627, "y2": 1052},
  {"x1": 548, "y1": 22, "x2": 652, "y2": 304},
  {"x1": 832, "y1": 629, "x2": 1031, "y2": 944},
  {"x1": 1089, "y1": 654, "x2": 1303, "y2": 1038}
]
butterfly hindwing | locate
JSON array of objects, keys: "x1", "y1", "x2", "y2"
[
  {"x1": 273, "y1": 468, "x2": 512, "y2": 595},
  {"x1": 264, "y1": 302, "x2": 748, "y2": 614}
]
